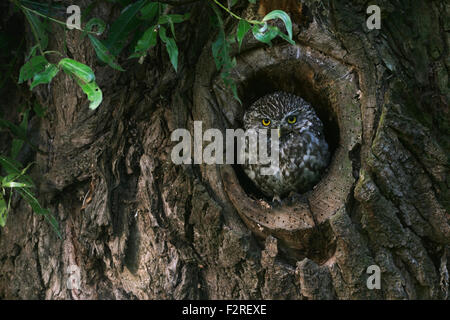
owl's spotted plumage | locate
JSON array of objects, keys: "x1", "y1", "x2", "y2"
[{"x1": 243, "y1": 92, "x2": 330, "y2": 198}]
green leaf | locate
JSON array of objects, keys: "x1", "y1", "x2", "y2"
[
  {"x1": 158, "y1": 14, "x2": 190, "y2": 38},
  {"x1": 58, "y1": 58, "x2": 95, "y2": 83},
  {"x1": 104, "y1": 0, "x2": 148, "y2": 56},
  {"x1": 58, "y1": 58, "x2": 102, "y2": 109},
  {"x1": 212, "y1": 29, "x2": 226, "y2": 70},
  {"x1": 20, "y1": 108, "x2": 29, "y2": 133},
  {"x1": 33, "y1": 102, "x2": 47, "y2": 118},
  {"x1": 21, "y1": 0, "x2": 65, "y2": 16},
  {"x1": 74, "y1": 78, "x2": 103, "y2": 110},
  {"x1": 0, "y1": 156, "x2": 23, "y2": 175},
  {"x1": 88, "y1": 35, "x2": 125, "y2": 71},
  {"x1": 2, "y1": 181, "x2": 32, "y2": 188},
  {"x1": 262, "y1": 10, "x2": 293, "y2": 41},
  {"x1": 226, "y1": 77, "x2": 241, "y2": 105},
  {"x1": 17, "y1": 187, "x2": 61, "y2": 238},
  {"x1": 26, "y1": 44, "x2": 40, "y2": 60},
  {"x1": 236, "y1": 19, "x2": 251, "y2": 51},
  {"x1": 18, "y1": 55, "x2": 47, "y2": 84},
  {"x1": 275, "y1": 30, "x2": 295, "y2": 45},
  {"x1": 159, "y1": 26, "x2": 178, "y2": 72},
  {"x1": 164, "y1": 13, "x2": 190, "y2": 25},
  {"x1": 130, "y1": 26, "x2": 157, "y2": 59},
  {"x1": 0, "y1": 118, "x2": 27, "y2": 141},
  {"x1": 30, "y1": 63, "x2": 59, "y2": 90},
  {"x1": 0, "y1": 194, "x2": 7, "y2": 227},
  {"x1": 2, "y1": 174, "x2": 20, "y2": 184},
  {"x1": 10, "y1": 109, "x2": 29, "y2": 159},
  {"x1": 84, "y1": 18, "x2": 106, "y2": 37},
  {"x1": 23, "y1": 9, "x2": 48, "y2": 50},
  {"x1": 252, "y1": 24, "x2": 295, "y2": 46},
  {"x1": 210, "y1": 1, "x2": 241, "y2": 104},
  {"x1": 139, "y1": 2, "x2": 159, "y2": 21},
  {"x1": 0, "y1": 156, "x2": 34, "y2": 186},
  {"x1": 43, "y1": 213, "x2": 62, "y2": 239},
  {"x1": 18, "y1": 188, "x2": 47, "y2": 214},
  {"x1": 11, "y1": 139, "x2": 24, "y2": 160}
]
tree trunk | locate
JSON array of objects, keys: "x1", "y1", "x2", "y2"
[{"x1": 0, "y1": 0, "x2": 448, "y2": 300}]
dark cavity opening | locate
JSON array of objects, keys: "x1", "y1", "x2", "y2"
[{"x1": 233, "y1": 62, "x2": 340, "y2": 200}]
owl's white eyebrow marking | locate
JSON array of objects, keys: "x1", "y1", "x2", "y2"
[{"x1": 284, "y1": 111, "x2": 298, "y2": 117}]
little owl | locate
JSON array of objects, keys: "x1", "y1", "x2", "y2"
[{"x1": 243, "y1": 91, "x2": 330, "y2": 199}]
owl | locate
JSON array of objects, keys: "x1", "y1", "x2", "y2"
[{"x1": 242, "y1": 92, "x2": 330, "y2": 199}]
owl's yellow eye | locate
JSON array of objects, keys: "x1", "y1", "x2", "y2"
[
  {"x1": 262, "y1": 118, "x2": 271, "y2": 126},
  {"x1": 287, "y1": 116, "x2": 297, "y2": 124}
]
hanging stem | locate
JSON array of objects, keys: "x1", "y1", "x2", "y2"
[
  {"x1": 211, "y1": 0, "x2": 262, "y2": 25},
  {"x1": 17, "y1": 2, "x2": 98, "y2": 34}
]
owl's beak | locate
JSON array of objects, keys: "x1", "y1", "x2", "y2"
[{"x1": 277, "y1": 127, "x2": 281, "y2": 138}]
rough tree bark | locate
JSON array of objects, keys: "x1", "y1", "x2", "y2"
[{"x1": 0, "y1": 0, "x2": 448, "y2": 299}]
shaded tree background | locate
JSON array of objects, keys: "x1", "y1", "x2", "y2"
[{"x1": 0, "y1": 0, "x2": 448, "y2": 299}]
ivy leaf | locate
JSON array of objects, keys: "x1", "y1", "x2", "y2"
[
  {"x1": 262, "y1": 10, "x2": 293, "y2": 42},
  {"x1": 30, "y1": 63, "x2": 59, "y2": 90},
  {"x1": 88, "y1": 35, "x2": 125, "y2": 71},
  {"x1": 18, "y1": 55, "x2": 47, "y2": 84},
  {"x1": 22, "y1": 9, "x2": 48, "y2": 50},
  {"x1": 58, "y1": 58, "x2": 95, "y2": 83},
  {"x1": 129, "y1": 26, "x2": 157, "y2": 59},
  {"x1": 74, "y1": 77, "x2": 103, "y2": 110},
  {"x1": 159, "y1": 26, "x2": 178, "y2": 72},
  {"x1": 236, "y1": 19, "x2": 251, "y2": 51},
  {"x1": 104, "y1": 0, "x2": 148, "y2": 56}
]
